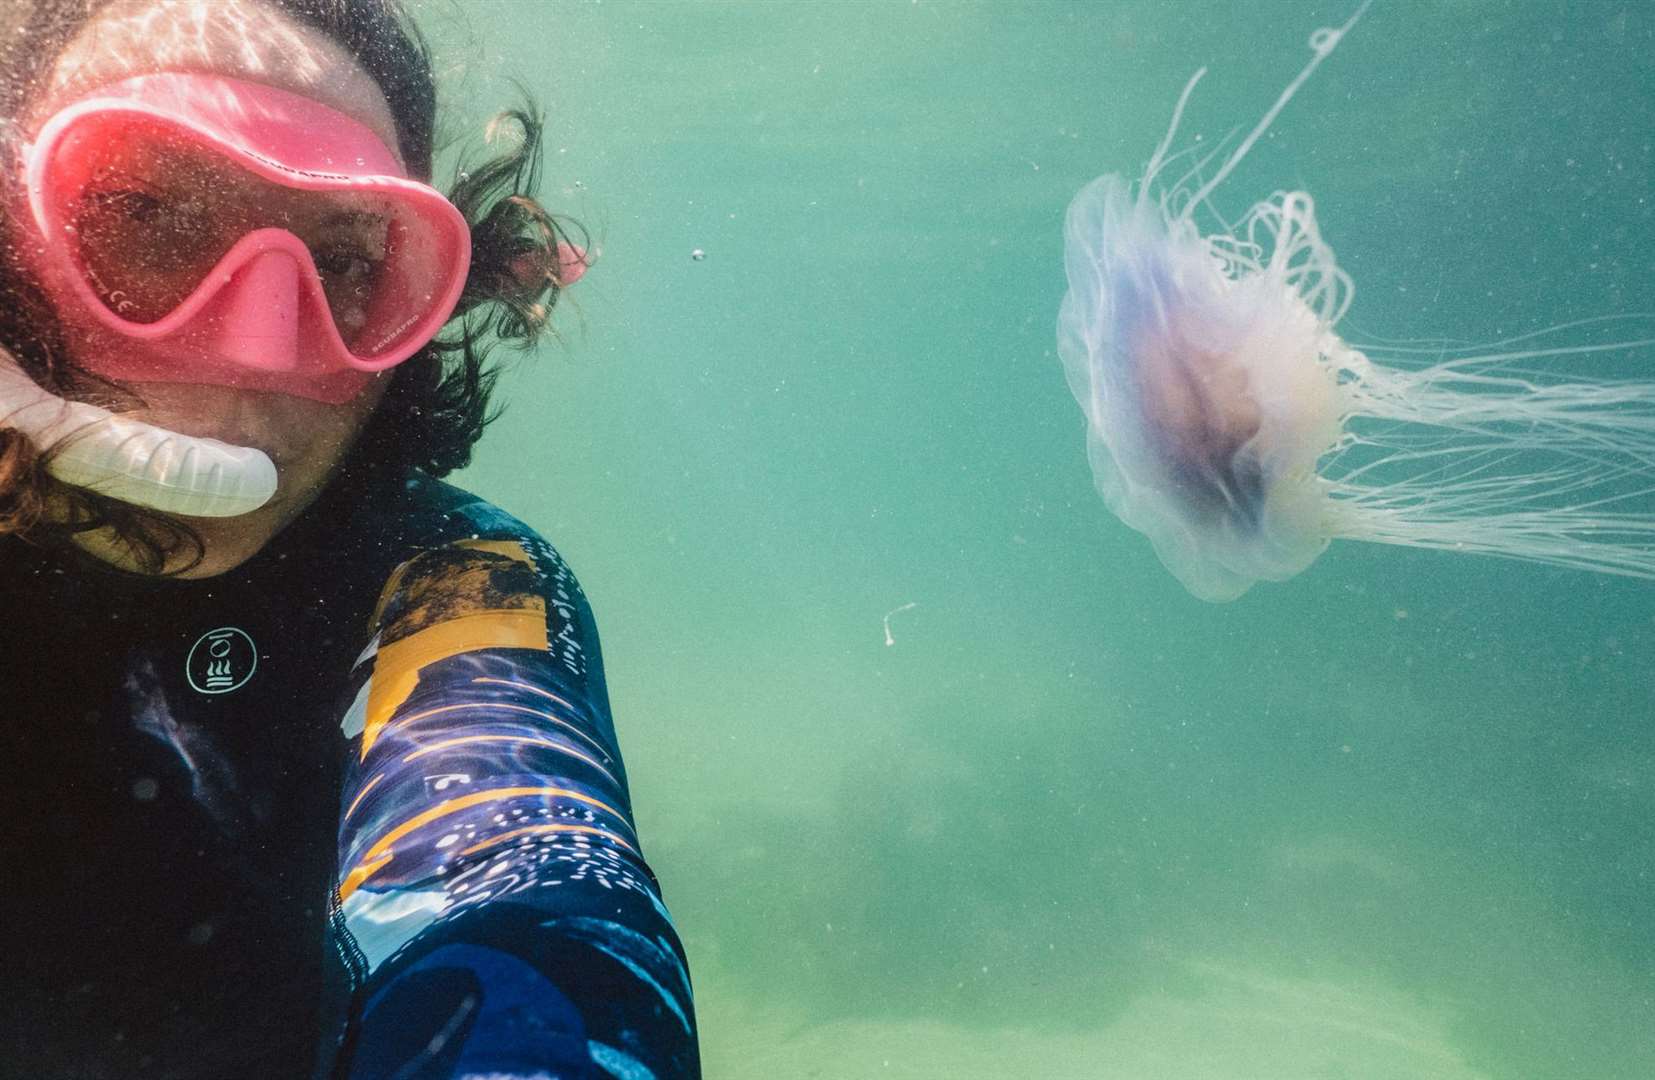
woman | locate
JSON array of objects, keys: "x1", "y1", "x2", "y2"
[{"x1": 0, "y1": 1, "x2": 699, "y2": 1077}]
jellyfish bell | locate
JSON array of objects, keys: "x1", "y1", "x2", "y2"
[
  {"x1": 1058, "y1": 1, "x2": 1655, "y2": 601},
  {"x1": 1060, "y1": 174, "x2": 1348, "y2": 601}
]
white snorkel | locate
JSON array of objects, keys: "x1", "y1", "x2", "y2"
[{"x1": 0, "y1": 356, "x2": 277, "y2": 518}]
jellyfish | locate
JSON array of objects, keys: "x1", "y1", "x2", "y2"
[{"x1": 1058, "y1": 0, "x2": 1655, "y2": 601}]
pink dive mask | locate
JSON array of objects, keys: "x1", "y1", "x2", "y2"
[{"x1": 24, "y1": 73, "x2": 472, "y2": 404}]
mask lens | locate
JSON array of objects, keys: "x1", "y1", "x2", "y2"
[
  {"x1": 66, "y1": 127, "x2": 246, "y2": 322},
  {"x1": 42, "y1": 116, "x2": 455, "y2": 362}
]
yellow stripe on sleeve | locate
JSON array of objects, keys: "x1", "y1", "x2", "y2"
[{"x1": 361, "y1": 609, "x2": 548, "y2": 757}]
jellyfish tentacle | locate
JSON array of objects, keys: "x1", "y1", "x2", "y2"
[
  {"x1": 1144, "y1": 67, "x2": 1208, "y2": 192},
  {"x1": 1320, "y1": 353, "x2": 1655, "y2": 579},
  {"x1": 1163, "y1": 126, "x2": 1241, "y2": 217},
  {"x1": 1351, "y1": 313, "x2": 1655, "y2": 359},
  {"x1": 1183, "y1": 0, "x2": 1374, "y2": 216}
]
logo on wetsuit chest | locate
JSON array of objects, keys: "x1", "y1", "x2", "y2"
[{"x1": 185, "y1": 626, "x2": 259, "y2": 694}]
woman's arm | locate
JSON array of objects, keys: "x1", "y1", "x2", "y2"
[{"x1": 326, "y1": 524, "x2": 698, "y2": 1080}]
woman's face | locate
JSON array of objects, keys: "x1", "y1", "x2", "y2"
[{"x1": 20, "y1": 0, "x2": 407, "y2": 577}]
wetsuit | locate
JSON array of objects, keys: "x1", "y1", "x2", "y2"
[{"x1": 0, "y1": 468, "x2": 698, "y2": 1079}]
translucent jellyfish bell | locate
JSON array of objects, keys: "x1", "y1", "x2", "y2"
[{"x1": 1058, "y1": 1, "x2": 1655, "y2": 601}]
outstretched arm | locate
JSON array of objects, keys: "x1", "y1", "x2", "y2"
[{"x1": 326, "y1": 530, "x2": 698, "y2": 1080}]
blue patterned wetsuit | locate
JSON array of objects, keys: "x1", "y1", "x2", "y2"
[{"x1": 0, "y1": 469, "x2": 698, "y2": 1080}]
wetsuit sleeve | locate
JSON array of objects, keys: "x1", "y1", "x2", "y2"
[{"x1": 327, "y1": 533, "x2": 698, "y2": 1080}]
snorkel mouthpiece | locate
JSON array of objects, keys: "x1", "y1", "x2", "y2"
[{"x1": 0, "y1": 359, "x2": 277, "y2": 517}]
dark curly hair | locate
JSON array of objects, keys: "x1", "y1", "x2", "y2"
[{"x1": 0, "y1": 0, "x2": 588, "y2": 570}]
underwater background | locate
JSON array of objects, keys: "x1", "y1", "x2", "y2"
[{"x1": 421, "y1": 2, "x2": 1652, "y2": 1076}]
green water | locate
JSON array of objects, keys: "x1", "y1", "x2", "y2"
[{"x1": 423, "y1": 2, "x2": 1653, "y2": 1076}]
